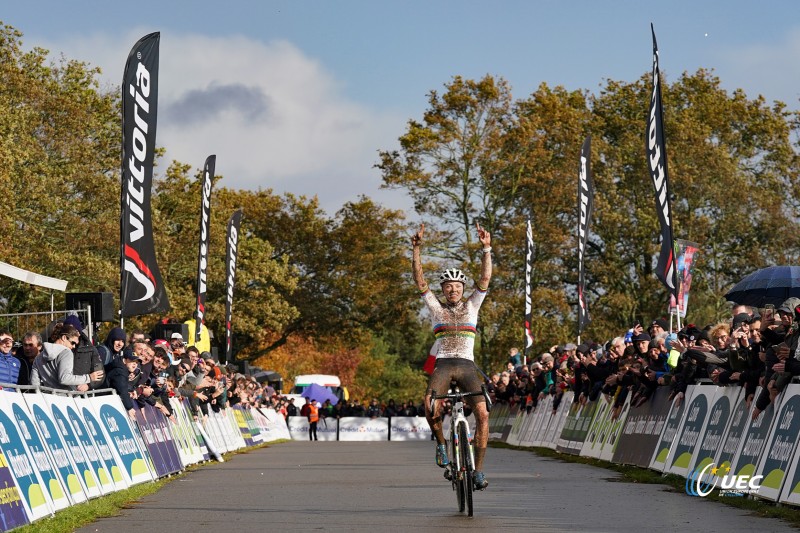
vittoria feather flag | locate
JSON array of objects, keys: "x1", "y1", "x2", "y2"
[
  {"x1": 646, "y1": 24, "x2": 679, "y2": 301},
  {"x1": 524, "y1": 219, "x2": 534, "y2": 354},
  {"x1": 224, "y1": 209, "x2": 243, "y2": 362},
  {"x1": 195, "y1": 155, "x2": 215, "y2": 343},
  {"x1": 577, "y1": 136, "x2": 594, "y2": 335},
  {"x1": 120, "y1": 32, "x2": 170, "y2": 317}
]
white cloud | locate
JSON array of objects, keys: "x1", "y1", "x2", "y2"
[{"x1": 38, "y1": 29, "x2": 411, "y2": 214}]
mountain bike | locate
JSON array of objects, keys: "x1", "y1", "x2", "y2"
[{"x1": 430, "y1": 385, "x2": 492, "y2": 517}]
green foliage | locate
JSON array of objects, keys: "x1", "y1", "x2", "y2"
[{"x1": 353, "y1": 335, "x2": 428, "y2": 401}]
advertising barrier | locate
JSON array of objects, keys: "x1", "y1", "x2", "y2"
[
  {"x1": 390, "y1": 417, "x2": 434, "y2": 441},
  {"x1": 757, "y1": 385, "x2": 800, "y2": 501},
  {"x1": 598, "y1": 395, "x2": 630, "y2": 463},
  {"x1": 25, "y1": 394, "x2": 89, "y2": 505},
  {"x1": 613, "y1": 387, "x2": 671, "y2": 468},
  {"x1": 649, "y1": 387, "x2": 694, "y2": 471},
  {"x1": 665, "y1": 385, "x2": 715, "y2": 477},
  {"x1": 0, "y1": 447, "x2": 28, "y2": 531},
  {"x1": 4, "y1": 393, "x2": 67, "y2": 512},
  {"x1": 251, "y1": 408, "x2": 291, "y2": 442},
  {"x1": 42, "y1": 394, "x2": 104, "y2": 498},
  {"x1": 0, "y1": 392, "x2": 52, "y2": 522},
  {"x1": 685, "y1": 387, "x2": 742, "y2": 478},
  {"x1": 339, "y1": 417, "x2": 389, "y2": 442},
  {"x1": 580, "y1": 396, "x2": 613, "y2": 458},
  {"x1": 557, "y1": 400, "x2": 599, "y2": 455}
]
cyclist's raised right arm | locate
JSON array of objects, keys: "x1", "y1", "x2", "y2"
[{"x1": 411, "y1": 224, "x2": 429, "y2": 292}]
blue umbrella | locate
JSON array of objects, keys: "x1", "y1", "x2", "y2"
[
  {"x1": 300, "y1": 383, "x2": 339, "y2": 405},
  {"x1": 724, "y1": 266, "x2": 800, "y2": 308}
]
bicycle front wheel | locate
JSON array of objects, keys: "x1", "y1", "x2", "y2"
[
  {"x1": 452, "y1": 437, "x2": 465, "y2": 512},
  {"x1": 459, "y1": 423, "x2": 474, "y2": 517}
]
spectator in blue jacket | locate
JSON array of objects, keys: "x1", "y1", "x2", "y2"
[{"x1": 0, "y1": 330, "x2": 21, "y2": 385}]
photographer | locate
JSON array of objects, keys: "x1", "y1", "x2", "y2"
[
  {"x1": 754, "y1": 297, "x2": 800, "y2": 418},
  {"x1": 137, "y1": 347, "x2": 174, "y2": 420}
]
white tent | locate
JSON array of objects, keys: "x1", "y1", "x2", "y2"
[{"x1": 0, "y1": 261, "x2": 68, "y2": 291}]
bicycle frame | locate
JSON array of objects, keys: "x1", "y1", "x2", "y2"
[
  {"x1": 430, "y1": 385, "x2": 491, "y2": 516},
  {"x1": 450, "y1": 396, "x2": 474, "y2": 478}
]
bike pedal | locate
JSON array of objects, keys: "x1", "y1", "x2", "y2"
[{"x1": 443, "y1": 468, "x2": 453, "y2": 481}]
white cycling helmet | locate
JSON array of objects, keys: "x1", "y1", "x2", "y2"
[{"x1": 439, "y1": 268, "x2": 468, "y2": 285}]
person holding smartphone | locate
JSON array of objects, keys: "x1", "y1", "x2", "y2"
[{"x1": 753, "y1": 297, "x2": 800, "y2": 419}]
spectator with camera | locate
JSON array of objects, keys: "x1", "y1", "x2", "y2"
[
  {"x1": 63, "y1": 315, "x2": 105, "y2": 389},
  {"x1": 32, "y1": 323, "x2": 104, "y2": 391},
  {"x1": 754, "y1": 297, "x2": 800, "y2": 418},
  {"x1": 136, "y1": 346, "x2": 175, "y2": 419}
]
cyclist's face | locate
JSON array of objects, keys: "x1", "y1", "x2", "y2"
[{"x1": 441, "y1": 281, "x2": 464, "y2": 303}]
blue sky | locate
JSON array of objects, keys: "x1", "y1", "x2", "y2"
[{"x1": 4, "y1": 1, "x2": 799, "y2": 214}]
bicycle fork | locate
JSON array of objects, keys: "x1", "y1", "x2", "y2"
[{"x1": 447, "y1": 419, "x2": 474, "y2": 482}]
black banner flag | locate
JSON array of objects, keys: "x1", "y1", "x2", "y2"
[
  {"x1": 524, "y1": 219, "x2": 534, "y2": 355},
  {"x1": 225, "y1": 209, "x2": 243, "y2": 362},
  {"x1": 646, "y1": 24, "x2": 678, "y2": 300},
  {"x1": 195, "y1": 155, "x2": 215, "y2": 343},
  {"x1": 120, "y1": 32, "x2": 170, "y2": 317},
  {"x1": 577, "y1": 136, "x2": 594, "y2": 334}
]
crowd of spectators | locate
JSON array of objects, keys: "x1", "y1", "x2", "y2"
[
  {"x1": 0, "y1": 316, "x2": 300, "y2": 421},
  {"x1": 8, "y1": 299, "x2": 787, "y2": 427},
  {"x1": 488, "y1": 298, "x2": 798, "y2": 421},
  {"x1": 0, "y1": 315, "x2": 431, "y2": 424}
]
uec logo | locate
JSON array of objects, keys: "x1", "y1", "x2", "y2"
[{"x1": 685, "y1": 463, "x2": 762, "y2": 497}]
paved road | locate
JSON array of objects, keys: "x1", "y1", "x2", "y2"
[{"x1": 79, "y1": 440, "x2": 795, "y2": 532}]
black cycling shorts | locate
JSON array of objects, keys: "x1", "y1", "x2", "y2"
[{"x1": 426, "y1": 358, "x2": 486, "y2": 406}]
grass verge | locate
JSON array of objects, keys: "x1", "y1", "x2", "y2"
[
  {"x1": 13, "y1": 440, "x2": 288, "y2": 533},
  {"x1": 492, "y1": 442, "x2": 800, "y2": 528}
]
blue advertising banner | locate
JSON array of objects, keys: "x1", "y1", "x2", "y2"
[
  {"x1": 137, "y1": 404, "x2": 182, "y2": 477},
  {"x1": 81, "y1": 407, "x2": 128, "y2": 489},
  {"x1": 0, "y1": 447, "x2": 28, "y2": 531},
  {"x1": 0, "y1": 395, "x2": 52, "y2": 521},
  {"x1": 134, "y1": 406, "x2": 169, "y2": 478},
  {"x1": 11, "y1": 402, "x2": 69, "y2": 511},
  {"x1": 47, "y1": 399, "x2": 102, "y2": 499},
  {"x1": 146, "y1": 405, "x2": 182, "y2": 475},
  {"x1": 66, "y1": 405, "x2": 116, "y2": 494},
  {"x1": 96, "y1": 401, "x2": 153, "y2": 485},
  {"x1": 30, "y1": 403, "x2": 87, "y2": 504}
]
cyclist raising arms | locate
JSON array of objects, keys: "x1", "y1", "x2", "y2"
[{"x1": 412, "y1": 222, "x2": 492, "y2": 490}]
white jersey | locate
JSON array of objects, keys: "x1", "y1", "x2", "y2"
[{"x1": 421, "y1": 288, "x2": 487, "y2": 361}]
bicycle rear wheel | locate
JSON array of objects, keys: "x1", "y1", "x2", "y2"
[{"x1": 459, "y1": 424, "x2": 474, "y2": 517}]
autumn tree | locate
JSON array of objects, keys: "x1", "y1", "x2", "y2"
[
  {"x1": 0, "y1": 23, "x2": 119, "y2": 317},
  {"x1": 379, "y1": 71, "x2": 800, "y2": 366}
]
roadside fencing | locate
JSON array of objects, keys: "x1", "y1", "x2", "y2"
[
  {"x1": 489, "y1": 383, "x2": 800, "y2": 505},
  {"x1": 0, "y1": 385, "x2": 290, "y2": 531},
  {"x1": 285, "y1": 415, "x2": 437, "y2": 441}
]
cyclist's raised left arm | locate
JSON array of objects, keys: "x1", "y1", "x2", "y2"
[
  {"x1": 476, "y1": 222, "x2": 492, "y2": 290},
  {"x1": 411, "y1": 224, "x2": 429, "y2": 292}
]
